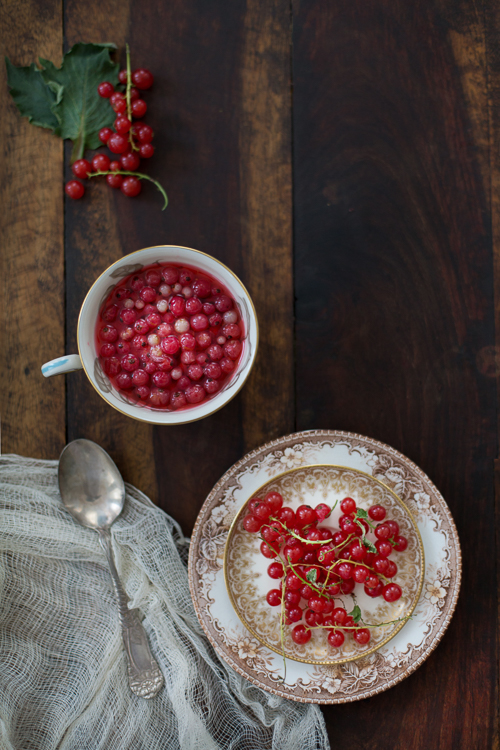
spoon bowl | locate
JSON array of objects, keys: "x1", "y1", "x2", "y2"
[{"x1": 58, "y1": 439, "x2": 125, "y2": 529}]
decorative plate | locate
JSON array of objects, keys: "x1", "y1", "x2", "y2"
[
  {"x1": 188, "y1": 430, "x2": 461, "y2": 704},
  {"x1": 224, "y1": 465, "x2": 424, "y2": 665}
]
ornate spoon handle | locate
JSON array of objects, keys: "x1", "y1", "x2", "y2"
[{"x1": 98, "y1": 528, "x2": 164, "y2": 699}]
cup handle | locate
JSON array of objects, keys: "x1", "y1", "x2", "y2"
[{"x1": 41, "y1": 354, "x2": 83, "y2": 378}]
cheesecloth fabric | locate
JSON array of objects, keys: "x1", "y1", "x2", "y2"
[{"x1": 0, "y1": 455, "x2": 330, "y2": 750}]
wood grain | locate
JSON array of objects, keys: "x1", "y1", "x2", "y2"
[
  {"x1": 292, "y1": 0, "x2": 497, "y2": 745},
  {"x1": 0, "y1": 0, "x2": 65, "y2": 458},
  {"x1": 64, "y1": 0, "x2": 157, "y2": 502}
]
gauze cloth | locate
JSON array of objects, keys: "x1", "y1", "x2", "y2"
[{"x1": 0, "y1": 455, "x2": 330, "y2": 750}]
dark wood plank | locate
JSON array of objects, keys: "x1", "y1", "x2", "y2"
[
  {"x1": 0, "y1": 0, "x2": 65, "y2": 458},
  {"x1": 64, "y1": 0, "x2": 293, "y2": 530},
  {"x1": 292, "y1": 1, "x2": 497, "y2": 745}
]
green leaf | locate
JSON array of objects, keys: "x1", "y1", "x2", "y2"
[
  {"x1": 40, "y1": 43, "x2": 119, "y2": 161},
  {"x1": 348, "y1": 605, "x2": 362, "y2": 624},
  {"x1": 5, "y1": 58, "x2": 60, "y2": 130},
  {"x1": 355, "y1": 508, "x2": 369, "y2": 520},
  {"x1": 306, "y1": 569, "x2": 318, "y2": 584}
]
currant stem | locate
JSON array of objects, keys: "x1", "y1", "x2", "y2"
[
  {"x1": 124, "y1": 44, "x2": 139, "y2": 152},
  {"x1": 89, "y1": 170, "x2": 168, "y2": 209}
]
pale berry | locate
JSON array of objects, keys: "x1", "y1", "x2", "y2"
[
  {"x1": 222, "y1": 310, "x2": 238, "y2": 324},
  {"x1": 174, "y1": 318, "x2": 190, "y2": 334}
]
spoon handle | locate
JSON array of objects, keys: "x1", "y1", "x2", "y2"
[{"x1": 98, "y1": 528, "x2": 164, "y2": 699}]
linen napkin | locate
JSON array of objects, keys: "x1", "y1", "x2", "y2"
[{"x1": 0, "y1": 455, "x2": 329, "y2": 750}]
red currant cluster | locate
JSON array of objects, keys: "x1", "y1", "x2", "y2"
[
  {"x1": 65, "y1": 51, "x2": 166, "y2": 206},
  {"x1": 243, "y1": 492, "x2": 409, "y2": 650}
]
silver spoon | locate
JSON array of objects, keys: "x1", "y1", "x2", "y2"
[{"x1": 58, "y1": 438, "x2": 164, "y2": 699}]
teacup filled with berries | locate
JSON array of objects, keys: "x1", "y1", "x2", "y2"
[
  {"x1": 224, "y1": 465, "x2": 424, "y2": 665},
  {"x1": 41, "y1": 246, "x2": 258, "y2": 424}
]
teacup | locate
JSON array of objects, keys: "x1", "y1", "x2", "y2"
[{"x1": 41, "y1": 245, "x2": 259, "y2": 424}]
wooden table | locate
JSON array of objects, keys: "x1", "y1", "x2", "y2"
[{"x1": 1, "y1": 1, "x2": 497, "y2": 746}]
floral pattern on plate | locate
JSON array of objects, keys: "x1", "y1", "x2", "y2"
[{"x1": 187, "y1": 430, "x2": 461, "y2": 703}]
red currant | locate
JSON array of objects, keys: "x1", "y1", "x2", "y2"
[
  {"x1": 385, "y1": 559, "x2": 398, "y2": 577},
  {"x1": 314, "y1": 503, "x2": 331, "y2": 521},
  {"x1": 368, "y1": 504, "x2": 386, "y2": 521},
  {"x1": 295, "y1": 505, "x2": 316, "y2": 528},
  {"x1": 137, "y1": 124, "x2": 154, "y2": 143},
  {"x1": 110, "y1": 92, "x2": 126, "y2": 114},
  {"x1": 291, "y1": 624, "x2": 311, "y2": 645},
  {"x1": 242, "y1": 514, "x2": 262, "y2": 533},
  {"x1": 108, "y1": 133, "x2": 129, "y2": 154},
  {"x1": 121, "y1": 176, "x2": 142, "y2": 197},
  {"x1": 266, "y1": 589, "x2": 282, "y2": 607},
  {"x1": 286, "y1": 607, "x2": 303, "y2": 623},
  {"x1": 132, "y1": 68, "x2": 154, "y2": 89},
  {"x1": 386, "y1": 520, "x2": 400, "y2": 537},
  {"x1": 132, "y1": 99, "x2": 147, "y2": 118},
  {"x1": 107, "y1": 173, "x2": 123, "y2": 189},
  {"x1": 264, "y1": 491, "x2": 283, "y2": 513},
  {"x1": 120, "y1": 152, "x2": 141, "y2": 171},
  {"x1": 353, "y1": 628, "x2": 371, "y2": 645},
  {"x1": 92, "y1": 154, "x2": 111, "y2": 172},
  {"x1": 65, "y1": 180, "x2": 85, "y2": 199},
  {"x1": 99, "y1": 127, "x2": 114, "y2": 144},
  {"x1": 375, "y1": 539, "x2": 393, "y2": 557},
  {"x1": 139, "y1": 143, "x2": 154, "y2": 158},
  {"x1": 375, "y1": 523, "x2": 391, "y2": 540},
  {"x1": 98, "y1": 81, "x2": 114, "y2": 97},
  {"x1": 114, "y1": 116, "x2": 132, "y2": 134},
  {"x1": 340, "y1": 497, "x2": 356, "y2": 515},
  {"x1": 267, "y1": 561, "x2": 284, "y2": 579},
  {"x1": 260, "y1": 540, "x2": 278, "y2": 559},
  {"x1": 285, "y1": 572, "x2": 302, "y2": 591},
  {"x1": 283, "y1": 543, "x2": 304, "y2": 564},
  {"x1": 393, "y1": 535, "x2": 408, "y2": 552},
  {"x1": 328, "y1": 630, "x2": 345, "y2": 648},
  {"x1": 71, "y1": 159, "x2": 92, "y2": 179},
  {"x1": 118, "y1": 69, "x2": 128, "y2": 84},
  {"x1": 382, "y1": 583, "x2": 402, "y2": 602}
]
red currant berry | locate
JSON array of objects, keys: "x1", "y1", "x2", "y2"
[
  {"x1": 260, "y1": 540, "x2": 278, "y2": 559},
  {"x1": 137, "y1": 124, "x2": 154, "y2": 143},
  {"x1": 314, "y1": 503, "x2": 331, "y2": 521},
  {"x1": 118, "y1": 69, "x2": 128, "y2": 84},
  {"x1": 114, "y1": 116, "x2": 132, "y2": 134},
  {"x1": 71, "y1": 159, "x2": 92, "y2": 179},
  {"x1": 110, "y1": 160, "x2": 121, "y2": 171},
  {"x1": 115, "y1": 372, "x2": 132, "y2": 389},
  {"x1": 386, "y1": 520, "x2": 400, "y2": 537},
  {"x1": 336, "y1": 562, "x2": 353, "y2": 580},
  {"x1": 278, "y1": 507, "x2": 295, "y2": 526},
  {"x1": 373, "y1": 556, "x2": 389, "y2": 574},
  {"x1": 295, "y1": 505, "x2": 316, "y2": 528},
  {"x1": 375, "y1": 539, "x2": 393, "y2": 557},
  {"x1": 283, "y1": 543, "x2": 304, "y2": 564},
  {"x1": 266, "y1": 589, "x2": 282, "y2": 607},
  {"x1": 98, "y1": 81, "x2": 114, "y2": 97},
  {"x1": 285, "y1": 572, "x2": 302, "y2": 591},
  {"x1": 353, "y1": 628, "x2": 371, "y2": 645},
  {"x1": 284, "y1": 590, "x2": 301, "y2": 607},
  {"x1": 107, "y1": 173, "x2": 123, "y2": 189},
  {"x1": 375, "y1": 523, "x2": 391, "y2": 540},
  {"x1": 348, "y1": 541, "x2": 366, "y2": 562},
  {"x1": 340, "y1": 578, "x2": 355, "y2": 595},
  {"x1": 130, "y1": 87, "x2": 140, "y2": 101},
  {"x1": 110, "y1": 92, "x2": 127, "y2": 113},
  {"x1": 340, "y1": 497, "x2": 356, "y2": 515},
  {"x1": 132, "y1": 68, "x2": 154, "y2": 89},
  {"x1": 99, "y1": 127, "x2": 114, "y2": 143},
  {"x1": 121, "y1": 176, "x2": 142, "y2": 197},
  {"x1": 65, "y1": 180, "x2": 85, "y2": 199},
  {"x1": 291, "y1": 624, "x2": 311, "y2": 645},
  {"x1": 254, "y1": 502, "x2": 272, "y2": 521},
  {"x1": 301, "y1": 584, "x2": 314, "y2": 600},
  {"x1": 139, "y1": 143, "x2": 154, "y2": 158},
  {"x1": 393, "y1": 535, "x2": 408, "y2": 552},
  {"x1": 120, "y1": 152, "x2": 141, "y2": 171},
  {"x1": 353, "y1": 566, "x2": 369, "y2": 583},
  {"x1": 365, "y1": 580, "x2": 384, "y2": 598},
  {"x1": 132, "y1": 99, "x2": 147, "y2": 118},
  {"x1": 108, "y1": 133, "x2": 129, "y2": 154},
  {"x1": 328, "y1": 630, "x2": 345, "y2": 648},
  {"x1": 368, "y1": 504, "x2": 386, "y2": 521},
  {"x1": 385, "y1": 559, "x2": 398, "y2": 577},
  {"x1": 267, "y1": 561, "x2": 284, "y2": 579},
  {"x1": 286, "y1": 607, "x2": 303, "y2": 623},
  {"x1": 383, "y1": 583, "x2": 402, "y2": 602},
  {"x1": 342, "y1": 615, "x2": 356, "y2": 632},
  {"x1": 308, "y1": 596, "x2": 326, "y2": 614},
  {"x1": 103, "y1": 357, "x2": 121, "y2": 376},
  {"x1": 92, "y1": 154, "x2": 111, "y2": 172},
  {"x1": 242, "y1": 514, "x2": 262, "y2": 533}
]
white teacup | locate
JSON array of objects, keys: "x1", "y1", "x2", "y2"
[{"x1": 42, "y1": 245, "x2": 259, "y2": 425}]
